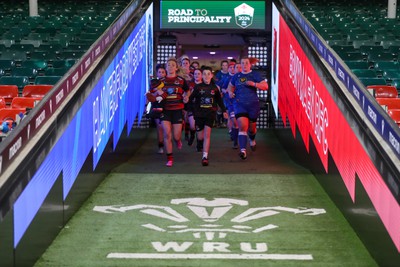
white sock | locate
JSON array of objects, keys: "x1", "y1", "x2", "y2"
[{"x1": 203, "y1": 152, "x2": 208, "y2": 159}]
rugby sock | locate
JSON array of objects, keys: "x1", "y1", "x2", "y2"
[
  {"x1": 158, "y1": 142, "x2": 164, "y2": 148},
  {"x1": 249, "y1": 133, "x2": 256, "y2": 141},
  {"x1": 232, "y1": 128, "x2": 239, "y2": 144},
  {"x1": 203, "y1": 152, "x2": 208, "y2": 159},
  {"x1": 185, "y1": 123, "x2": 190, "y2": 135},
  {"x1": 196, "y1": 139, "x2": 203, "y2": 151},
  {"x1": 167, "y1": 153, "x2": 173, "y2": 161},
  {"x1": 238, "y1": 131, "x2": 247, "y2": 150}
]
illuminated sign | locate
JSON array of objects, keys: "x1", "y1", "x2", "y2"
[
  {"x1": 160, "y1": 1, "x2": 266, "y2": 30},
  {"x1": 276, "y1": 7, "x2": 400, "y2": 252},
  {"x1": 13, "y1": 4, "x2": 153, "y2": 249}
]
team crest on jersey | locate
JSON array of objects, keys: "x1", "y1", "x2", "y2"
[
  {"x1": 240, "y1": 77, "x2": 247, "y2": 83},
  {"x1": 210, "y1": 90, "x2": 215, "y2": 95},
  {"x1": 167, "y1": 87, "x2": 176, "y2": 95}
]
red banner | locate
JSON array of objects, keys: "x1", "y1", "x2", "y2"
[{"x1": 277, "y1": 16, "x2": 400, "y2": 252}]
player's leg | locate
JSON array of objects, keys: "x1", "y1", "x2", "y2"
[
  {"x1": 188, "y1": 112, "x2": 196, "y2": 146},
  {"x1": 172, "y1": 110, "x2": 184, "y2": 150},
  {"x1": 195, "y1": 118, "x2": 204, "y2": 152},
  {"x1": 247, "y1": 102, "x2": 260, "y2": 151},
  {"x1": 236, "y1": 115, "x2": 249, "y2": 160},
  {"x1": 155, "y1": 118, "x2": 164, "y2": 154},
  {"x1": 201, "y1": 125, "x2": 212, "y2": 166},
  {"x1": 161, "y1": 118, "x2": 174, "y2": 166}
]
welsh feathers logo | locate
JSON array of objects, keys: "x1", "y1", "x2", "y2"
[
  {"x1": 94, "y1": 198, "x2": 326, "y2": 261},
  {"x1": 234, "y1": 3, "x2": 254, "y2": 29}
]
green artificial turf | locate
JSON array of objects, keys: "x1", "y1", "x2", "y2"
[{"x1": 34, "y1": 129, "x2": 377, "y2": 267}]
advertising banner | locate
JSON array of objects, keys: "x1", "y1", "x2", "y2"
[
  {"x1": 13, "y1": 4, "x2": 153, "y2": 249},
  {"x1": 277, "y1": 13, "x2": 400, "y2": 252}
]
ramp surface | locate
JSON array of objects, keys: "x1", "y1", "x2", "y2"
[{"x1": 34, "y1": 129, "x2": 376, "y2": 267}]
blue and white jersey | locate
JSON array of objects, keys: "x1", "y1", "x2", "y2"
[
  {"x1": 215, "y1": 71, "x2": 230, "y2": 88},
  {"x1": 230, "y1": 71, "x2": 263, "y2": 103},
  {"x1": 221, "y1": 73, "x2": 235, "y2": 103}
]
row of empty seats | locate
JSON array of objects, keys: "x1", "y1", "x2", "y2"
[
  {"x1": 0, "y1": 0, "x2": 130, "y2": 140},
  {"x1": 0, "y1": 85, "x2": 51, "y2": 139},
  {"x1": 294, "y1": 0, "x2": 400, "y2": 127},
  {"x1": 368, "y1": 84, "x2": 400, "y2": 127}
]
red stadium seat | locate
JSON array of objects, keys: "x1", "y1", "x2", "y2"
[
  {"x1": 0, "y1": 97, "x2": 6, "y2": 110},
  {"x1": 22, "y1": 85, "x2": 53, "y2": 98},
  {"x1": 367, "y1": 85, "x2": 398, "y2": 98},
  {"x1": 11, "y1": 97, "x2": 42, "y2": 109},
  {"x1": 376, "y1": 98, "x2": 400, "y2": 110},
  {"x1": 0, "y1": 85, "x2": 19, "y2": 105},
  {"x1": 0, "y1": 108, "x2": 26, "y2": 122},
  {"x1": 388, "y1": 109, "x2": 400, "y2": 126}
]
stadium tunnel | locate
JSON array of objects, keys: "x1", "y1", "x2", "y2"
[{"x1": 0, "y1": 0, "x2": 399, "y2": 266}]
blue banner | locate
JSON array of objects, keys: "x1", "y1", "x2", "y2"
[{"x1": 13, "y1": 3, "x2": 153, "y2": 249}]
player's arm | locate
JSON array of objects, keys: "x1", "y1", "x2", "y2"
[
  {"x1": 247, "y1": 80, "x2": 268, "y2": 91},
  {"x1": 216, "y1": 88, "x2": 227, "y2": 113},
  {"x1": 227, "y1": 82, "x2": 236, "y2": 98},
  {"x1": 182, "y1": 80, "x2": 191, "y2": 103}
]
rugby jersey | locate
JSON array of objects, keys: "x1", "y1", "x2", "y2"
[{"x1": 160, "y1": 75, "x2": 189, "y2": 110}]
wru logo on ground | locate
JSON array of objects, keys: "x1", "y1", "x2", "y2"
[{"x1": 93, "y1": 197, "x2": 326, "y2": 261}]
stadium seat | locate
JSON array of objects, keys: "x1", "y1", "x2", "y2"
[
  {"x1": 387, "y1": 45, "x2": 400, "y2": 56},
  {"x1": 11, "y1": 67, "x2": 38, "y2": 80},
  {"x1": 352, "y1": 69, "x2": 377, "y2": 78},
  {"x1": 368, "y1": 52, "x2": 396, "y2": 63},
  {"x1": 338, "y1": 52, "x2": 365, "y2": 61},
  {"x1": 11, "y1": 96, "x2": 42, "y2": 109},
  {"x1": 0, "y1": 76, "x2": 29, "y2": 91},
  {"x1": 331, "y1": 45, "x2": 356, "y2": 54},
  {"x1": 374, "y1": 61, "x2": 400, "y2": 71},
  {"x1": 359, "y1": 45, "x2": 386, "y2": 56},
  {"x1": 381, "y1": 40, "x2": 398, "y2": 49},
  {"x1": 367, "y1": 85, "x2": 398, "y2": 98},
  {"x1": 0, "y1": 97, "x2": 6, "y2": 109},
  {"x1": 0, "y1": 107, "x2": 26, "y2": 122},
  {"x1": 352, "y1": 40, "x2": 377, "y2": 49},
  {"x1": 376, "y1": 98, "x2": 400, "y2": 110},
  {"x1": 387, "y1": 109, "x2": 400, "y2": 126},
  {"x1": 34, "y1": 76, "x2": 62, "y2": 85},
  {"x1": 389, "y1": 78, "x2": 400, "y2": 91},
  {"x1": 382, "y1": 69, "x2": 400, "y2": 80},
  {"x1": 347, "y1": 33, "x2": 371, "y2": 43},
  {"x1": 0, "y1": 50, "x2": 27, "y2": 61},
  {"x1": 29, "y1": 51, "x2": 58, "y2": 61},
  {"x1": 20, "y1": 60, "x2": 48, "y2": 70},
  {"x1": 58, "y1": 50, "x2": 85, "y2": 59},
  {"x1": 52, "y1": 59, "x2": 76, "y2": 68},
  {"x1": 0, "y1": 85, "x2": 19, "y2": 104},
  {"x1": 345, "y1": 61, "x2": 370, "y2": 69},
  {"x1": 35, "y1": 44, "x2": 63, "y2": 54},
  {"x1": 22, "y1": 85, "x2": 52, "y2": 98},
  {"x1": 10, "y1": 44, "x2": 35, "y2": 53},
  {"x1": 44, "y1": 67, "x2": 69, "y2": 76},
  {"x1": 359, "y1": 77, "x2": 387, "y2": 86}
]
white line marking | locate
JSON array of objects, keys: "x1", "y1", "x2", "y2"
[{"x1": 107, "y1": 253, "x2": 313, "y2": 260}]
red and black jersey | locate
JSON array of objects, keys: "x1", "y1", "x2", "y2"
[
  {"x1": 189, "y1": 82, "x2": 226, "y2": 118},
  {"x1": 160, "y1": 76, "x2": 189, "y2": 110}
]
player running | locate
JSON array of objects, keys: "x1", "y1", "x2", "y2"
[
  {"x1": 189, "y1": 66, "x2": 228, "y2": 166},
  {"x1": 227, "y1": 57, "x2": 268, "y2": 160},
  {"x1": 221, "y1": 62, "x2": 242, "y2": 148},
  {"x1": 159, "y1": 58, "x2": 190, "y2": 167}
]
